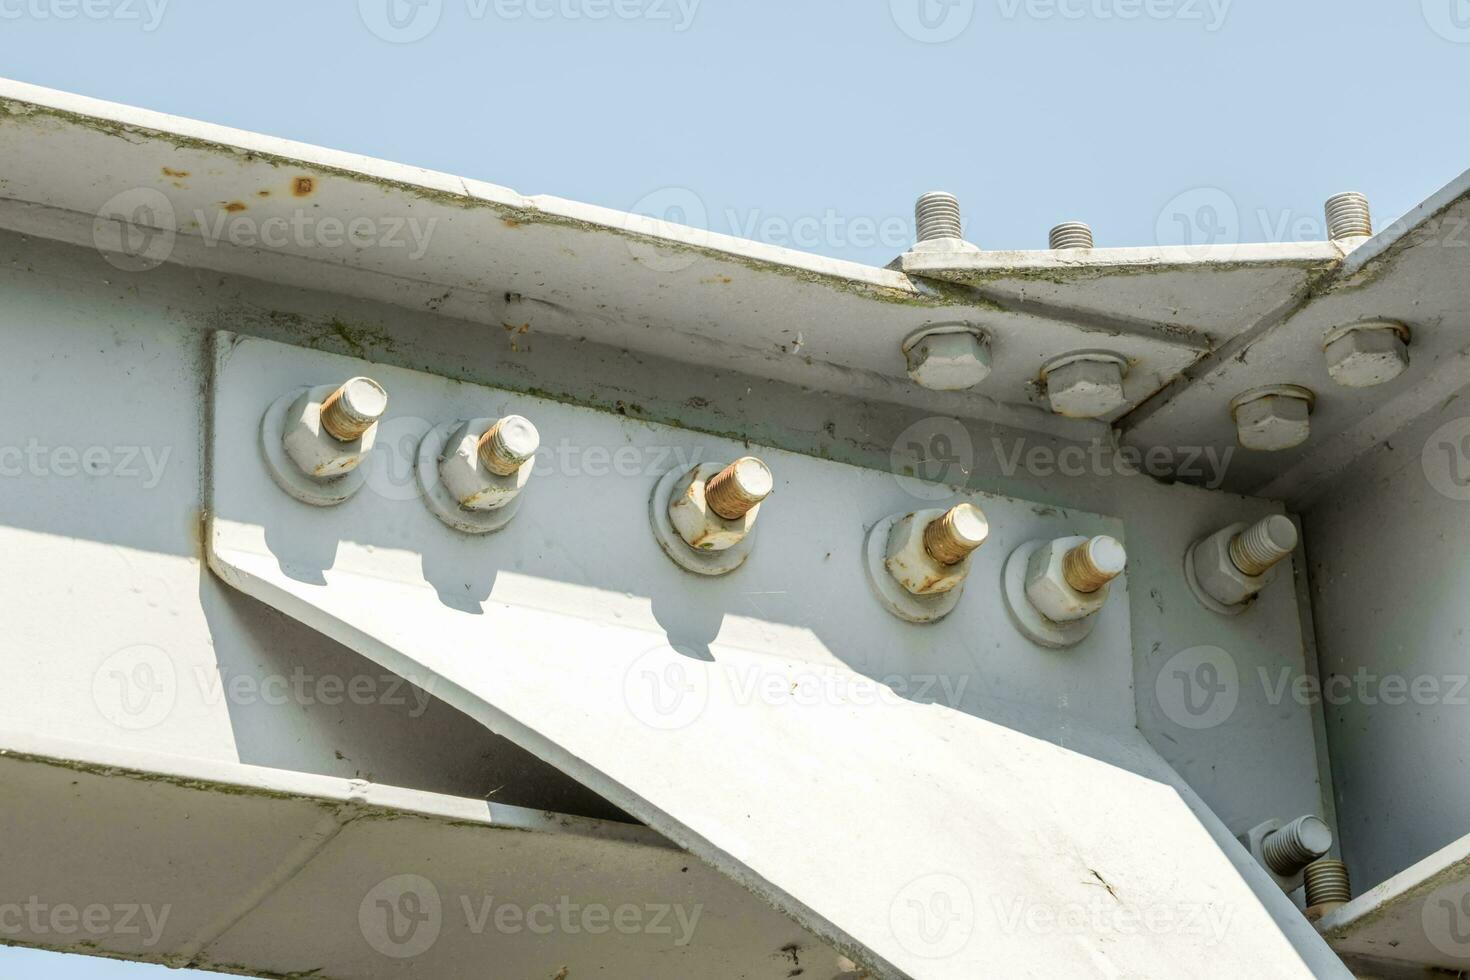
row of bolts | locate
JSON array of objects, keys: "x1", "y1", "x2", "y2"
[
  {"x1": 316, "y1": 380, "x2": 1351, "y2": 908},
  {"x1": 908, "y1": 191, "x2": 1404, "y2": 453},
  {"x1": 912, "y1": 190, "x2": 1375, "y2": 250}
]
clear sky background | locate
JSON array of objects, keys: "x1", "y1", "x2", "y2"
[{"x1": 1, "y1": 0, "x2": 1466, "y2": 975}]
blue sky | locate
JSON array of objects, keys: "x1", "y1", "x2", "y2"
[{"x1": 1, "y1": 0, "x2": 1467, "y2": 975}]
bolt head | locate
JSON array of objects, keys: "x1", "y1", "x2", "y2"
[
  {"x1": 1024, "y1": 536, "x2": 1111, "y2": 624},
  {"x1": 905, "y1": 331, "x2": 992, "y2": 391},
  {"x1": 439, "y1": 419, "x2": 533, "y2": 511},
  {"x1": 1325, "y1": 325, "x2": 1409, "y2": 388},
  {"x1": 1045, "y1": 357, "x2": 1127, "y2": 419},
  {"x1": 668, "y1": 465, "x2": 761, "y2": 552},
  {"x1": 283, "y1": 387, "x2": 378, "y2": 480},
  {"x1": 884, "y1": 511, "x2": 973, "y2": 597},
  {"x1": 1234, "y1": 394, "x2": 1311, "y2": 451}
]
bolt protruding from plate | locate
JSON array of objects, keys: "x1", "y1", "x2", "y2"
[
  {"x1": 1063, "y1": 536, "x2": 1127, "y2": 593},
  {"x1": 319, "y1": 377, "x2": 388, "y2": 442},
  {"x1": 915, "y1": 191, "x2": 963, "y2": 243},
  {"x1": 1325, "y1": 192, "x2": 1372, "y2": 240},
  {"x1": 1229, "y1": 515, "x2": 1298, "y2": 577},
  {"x1": 923, "y1": 503, "x2": 990, "y2": 566},
  {"x1": 477, "y1": 415, "x2": 540, "y2": 476},
  {"x1": 1262, "y1": 816, "x2": 1333, "y2": 877},
  {"x1": 1049, "y1": 222, "x2": 1094, "y2": 250},
  {"x1": 704, "y1": 457, "x2": 773, "y2": 520}
]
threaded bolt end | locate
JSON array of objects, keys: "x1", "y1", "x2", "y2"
[
  {"x1": 1325, "y1": 192, "x2": 1372, "y2": 240},
  {"x1": 923, "y1": 503, "x2": 990, "y2": 566},
  {"x1": 1303, "y1": 858, "x2": 1352, "y2": 907},
  {"x1": 477, "y1": 415, "x2": 540, "y2": 476},
  {"x1": 319, "y1": 377, "x2": 388, "y2": 442},
  {"x1": 704, "y1": 457, "x2": 773, "y2": 520},
  {"x1": 1229, "y1": 515, "x2": 1299, "y2": 577},
  {"x1": 1261, "y1": 816, "x2": 1333, "y2": 876},
  {"x1": 915, "y1": 192, "x2": 963, "y2": 242},
  {"x1": 1049, "y1": 222, "x2": 1094, "y2": 250},
  {"x1": 1063, "y1": 536, "x2": 1127, "y2": 593}
]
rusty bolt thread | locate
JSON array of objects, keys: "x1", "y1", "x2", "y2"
[
  {"x1": 1229, "y1": 515, "x2": 1299, "y2": 577},
  {"x1": 1049, "y1": 222, "x2": 1094, "y2": 250},
  {"x1": 1063, "y1": 536, "x2": 1127, "y2": 594},
  {"x1": 916, "y1": 192, "x2": 963, "y2": 242},
  {"x1": 1262, "y1": 816, "x2": 1333, "y2": 877},
  {"x1": 1325, "y1": 192, "x2": 1372, "y2": 240},
  {"x1": 1303, "y1": 859, "x2": 1352, "y2": 907},
  {"x1": 704, "y1": 457, "x2": 773, "y2": 520},
  {"x1": 319, "y1": 377, "x2": 388, "y2": 442},
  {"x1": 923, "y1": 503, "x2": 990, "y2": 567},
  {"x1": 477, "y1": 416, "x2": 539, "y2": 477}
]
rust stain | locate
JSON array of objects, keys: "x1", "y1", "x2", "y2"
[
  {"x1": 221, "y1": 201, "x2": 248, "y2": 213},
  {"x1": 257, "y1": 190, "x2": 272, "y2": 197},
  {"x1": 161, "y1": 167, "x2": 190, "y2": 178},
  {"x1": 292, "y1": 175, "x2": 316, "y2": 197},
  {"x1": 502, "y1": 217, "x2": 522, "y2": 228}
]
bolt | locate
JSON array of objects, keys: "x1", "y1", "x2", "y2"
[
  {"x1": 1325, "y1": 192, "x2": 1372, "y2": 240},
  {"x1": 1230, "y1": 385, "x2": 1315, "y2": 452},
  {"x1": 1325, "y1": 320, "x2": 1410, "y2": 389},
  {"x1": 1303, "y1": 858, "x2": 1352, "y2": 908},
  {"x1": 1043, "y1": 353, "x2": 1129, "y2": 419},
  {"x1": 319, "y1": 377, "x2": 388, "y2": 442},
  {"x1": 923, "y1": 503, "x2": 990, "y2": 566},
  {"x1": 1228, "y1": 515, "x2": 1298, "y2": 577},
  {"x1": 1063, "y1": 536, "x2": 1127, "y2": 593},
  {"x1": 1261, "y1": 816, "x2": 1333, "y2": 877},
  {"x1": 1049, "y1": 222, "x2": 1094, "y2": 250},
  {"x1": 705, "y1": 457, "x2": 773, "y2": 520},
  {"x1": 477, "y1": 415, "x2": 540, "y2": 476},
  {"x1": 915, "y1": 191, "x2": 963, "y2": 243}
]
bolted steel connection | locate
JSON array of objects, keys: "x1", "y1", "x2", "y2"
[
  {"x1": 1325, "y1": 192, "x2": 1372, "y2": 240},
  {"x1": 477, "y1": 415, "x2": 540, "y2": 476},
  {"x1": 915, "y1": 191, "x2": 963, "y2": 243},
  {"x1": 1261, "y1": 816, "x2": 1333, "y2": 877},
  {"x1": 1304, "y1": 858, "x2": 1352, "y2": 908},
  {"x1": 923, "y1": 503, "x2": 990, "y2": 566},
  {"x1": 1049, "y1": 222, "x2": 1094, "y2": 250},
  {"x1": 1063, "y1": 536, "x2": 1127, "y2": 593},
  {"x1": 704, "y1": 456, "x2": 774, "y2": 520},
  {"x1": 319, "y1": 377, "x2": 388, "y2": 442},
  {"x1": 1229, "y1": 515, "x2": 1299, "y2": 577}
]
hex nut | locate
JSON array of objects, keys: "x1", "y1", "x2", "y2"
[
  {"x1": 1325, "y1": 322, "x2": 1409, "y2": 389},
  {"x1": 668, "y1": 464, "x2": 764, "y2": 552},
  {"x1": 885, "y1": 511, "x2": 983, "y2": 597},
  {"x1": 283, "y1": 386, "x2": 379, "y2": 481},
  {"x1": 1024, "y1": 537, "x2": 1114, "y2": 623},
  {"x1": 1231, "y1": 387, "x2": 1314, "y2": 452},
  {"x1": 1190, "y1": 523, "x2": 1269, "y2": 608},
  {"x1": 904, "y1": 328, "x2": 992, "y2": 391},
  {"x1": 438, "y1": 418, "x2": 535, "y2": 512},
  {"x1": 1044, "y1": 355, "x2": 1128, "y2": 419}
]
